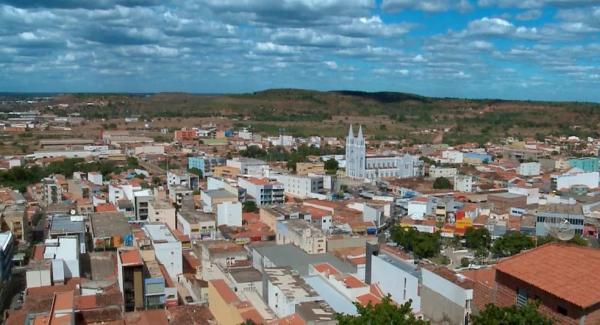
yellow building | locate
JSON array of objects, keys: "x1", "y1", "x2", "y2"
[
  {"x1": 208, "y1": 279, "x2": 263, "y2": 325},
  {"x1": 213, "y1": 166, "x2": 241, "y2": 179}
]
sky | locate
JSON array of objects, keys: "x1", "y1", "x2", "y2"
[{"x1": 1, "y1": 0, "x2": 600, "y2": 102}]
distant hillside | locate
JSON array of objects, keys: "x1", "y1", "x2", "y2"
[{"x1": 4, "y1": 88, "x2": 600, "y2": 145}]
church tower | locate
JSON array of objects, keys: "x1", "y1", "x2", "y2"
[{"x1": 346, "y1": 124, "x2": 366, "y2": 178}]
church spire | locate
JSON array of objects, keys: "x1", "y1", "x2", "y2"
[
  {"x1": 348, "y1": 124, "x2": 354, "y2": 138},
  {"x1": 358, "y1": 124, "x2": 363, "y2": 139}
]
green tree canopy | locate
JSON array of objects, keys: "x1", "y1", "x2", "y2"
[
  {"x1": 337, "y1": 295, "x2": 428, "y2": 325},
  {"x1": 471, "y1": 302, "x2": 552, "y2": 325},
  {"x1": 492, "y1": 232, "x2": 535, "y2": 258},
  {"x1": 324, "y1": 158, "x2": 339, "y2": 174},
  {"x1": 242, "y1": 201, "x2": 258, "y2": 213},
  {"x1": 433, "y1": 177, "x2": 452, "y2": 189},
  {"x1": 464, "y1": 227, "x2": 492, "y2": 252},
  {"x1": 188, "y1": 167, "x2": 203, "y2": 178},
  {"x1": 392, "y1": 227, "x2": 441, "y2": 259}
]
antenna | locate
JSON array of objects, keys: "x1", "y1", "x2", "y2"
[{"x1": 544, "y1": 217, "x2": 575, "y2": 241}]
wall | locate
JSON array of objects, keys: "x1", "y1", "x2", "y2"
[
  {"x1": 153, "y1": 241, "x2": 182, "y2": 279},
  {"x1": 421, "y1": 268, "x2": 471, "y2": 325},
  {"x1": 208, "y1": 281, "x2": 244, "y2": 325},
  {"x1": 370, "y1": 254, "x2": 421, "y2": 312}
]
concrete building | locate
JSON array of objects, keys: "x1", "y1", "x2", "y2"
[
  {"x1": 1, "y1": 203, "x2": 27, "y2": 242},
  {"x1": 188, "y1": 156, "x2": 226, "y2": 177},
  {"x1": 440, "y1": 150, "x2": 464, "y2": 164},
  {"x1": 296, "y1": 162, "x2": 325, "y2": 176},
  {"x1": 227, "y1": 157, "x2": 268, "y2": 177},
  {"x1": 44, "y1": 237, "x2": 79, "y2": 284},
  {"x1": 117, "y1": 248, "x2": 145, "y2": 312},
  {"x1": 517, "y1": 162, "x2": 541, "y2": 176},
  {"x1": 238, "y1": 177, "x2": 284, "y2": 206},
  {"x1": 454, "y1": 175, "x2": 473, "y2": 193},
  {"x1": 366, "y1": 244, "x2": 421, "y2": 312},
  {"x1": 276, "y1": 219, "x2": 326, "y2": 254},
  {"x1": 48, "y1": 215, "x2": 86, "y2": 253},
  {"x1": 275, "y1": 174, "x2": 324, "y2": 199},
  {"x1": 90, "y1": 212, "x2": 131, "y2": 250},
  {"x1": 167, "y1": 170, "x2": 200, "y2": 191},
  {"x1": 201, "y1": 189, "x2": 238, "y2": 213},
  {"x1": 0, "y1": 232, "x2": 14, "y2": 281},
  {"x1": 144, "y1": 223, "x2": 183, "y2": 279},
  {"x1": 345, "y1": 125, "x2": 423, "y2": 181},
  {"x1": 208, "y1": 279, "x2": 263, "y2": 325},
  {"x1": 263, "y1": 267, "x2": 320, "y2": 318},
  {"x1": 429, "y1": 166, "x2": 458, "y2": 179},
  {"x1": 260, "y1": 205, "x2": 303, "y2": 231},
  {"x1": 554, "y1": 171, "x2": 600, "y2": 191},
  {"x1": 87, "y1": 172, "x2": 103, "y2": 186},
  {"x1": 421, "y1": 266, "x2": 473, "y2": 325},
  {"x1": 133, "y1": 189, "x2": 153, "y2": 221},
  {"x1": 147, "y1": 199, "x2": 176, "y2": 230},
  {"x1": 217, "y1": 201, "x2": 242, "y2": 227},
  {"x1": 177, "y1": 208, "x2": 216, "y2": 240},
  {"x1": 535, "y1": 204, "x2": 585, "y2": 236},
  {"x1": 568, "y1": 157, "x2": 599, "y2": 173},
  {"x1": 488, "y1": 192, "x2": 527, "y2": 214},
  {"x1": 508, "y1": 185, "x2": 540, "y2": 205}
]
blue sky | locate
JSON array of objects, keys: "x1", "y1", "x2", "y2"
[{"x1": 1, "y1": 0, "x2": 600, "y2": 102}]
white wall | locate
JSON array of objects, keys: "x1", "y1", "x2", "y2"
[
  {"x1": 154, "y1": 242, "x2": 182, "y2": 279},
  {"x1": 371, "y1": 254, "x2": 421, "y2": 312},
  {"x1": 557, "y1": 171, "x2": 599, "y2": 190},
  {"x1": 217, "y1": 201, "x2": 242, "y2": 227},
  {"x1": 422, "y1": 268, "x2": 472, "y2": 306},
  {"x1": 408, "y1": 201, "x2": 427, "y2": 220}
]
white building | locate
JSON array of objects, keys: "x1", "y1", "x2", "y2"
[
  {"x1": 555, "y1": 170, "x2": 599, "y2": 191},
  {"x1": 226, "y1": 158, "x2": 268, "y2": 177},
  {"x1": 517, "y1": 162, "x2": 541, "y2": 176},
  {"x1": 508, "y1": 186, "x2": 540, "y2": 205},
  {"x1": 264, "y1": 267, "x2": 320, "y2": 318},
  {"x1": 345, "y1": 125, "x2": 423, "y2": 181},
  {"x1": 167, "y1": 170, "x2": 199, "y2": 191},
  {"x1": 144, "y1": 224, "x2": 182, "y2": 279},
  {"x1": 87, "y1": 172, "x2": 103, "y2": 186},
  {"x1": 407, "y1": 197, "x2": 429, "y2": 220},
  {"x1": 44, "y1": 237, "x2": 80, "y2": 284},
  {"x1": 216, "y1": 201, "x2": 242, "y2": 227},
  {"x1": 238, "y1": 177, "x2": 284, "y2": 206},
  {"x1": 275, "y1": 174, "x2": 324, "y2": 199},
  {"x1": 440, "y1": 150, "x2": 464, "y2": 164},
  {"x1": 454, "y1": 175, "x2": 473, "y2": 193},
  {"x1": 429, "y1": 166, "x2": 458, "y2": 179},
  {"x1": 134, "y1": 145, "x2": 165, "y2": 155},
  {"x1": 421, "y1": 267, "x2": 473, "y2": 325},
  {"x1": 147, "y1": 199, "x2": 177, "y2": 230},
  {"x1": 367, "y1": 246, "x2": 421, "y2": 313}
]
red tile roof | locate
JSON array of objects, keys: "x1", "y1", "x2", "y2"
[
  {"x1": 312, "y1": 263, "x2": 340, "y2": 277},
  {"x1": 209, "y1": 279, "x2": 239, "y2": 304},
  {"x1": 342, "y1": 275, "x2": 367, "y2": 289},
  {"x1": 95, "y1": 203, "x2": 117, "y2": 213},
  {"x1": 119, "y1": 249, "x2": 143, "y2": 266},
  {"x1": 496, "y1": 243, "x2": 600, "y2": 308}
]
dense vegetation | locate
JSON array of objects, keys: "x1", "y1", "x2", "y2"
[
  {"x1": 392, "y1": 227, "x2": 441, "y2": 259},
  {"x1": 240, "y1": 144, "x2": 343, "y2": 172},
  {"x1": 471, "y1": 302, "x2": 552, "y2": 325},
  {"x1": 337, "y1": 295, "x2": 428, "y2": 325},
  {"x1": 0, "y1": 157, "x2": 137, "y2": 192}
]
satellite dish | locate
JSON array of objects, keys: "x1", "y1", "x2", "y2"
[
  {"x1": 70, "y1": 209, "x2": 76, "y2": 215},
  {"x1": 544, "y1": 218, "x2": 575, "y2": 241}
]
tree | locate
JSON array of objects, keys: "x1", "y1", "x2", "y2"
[
  {"x1": 392, "y1": 227, "x2": 441, "y2": 259},
  {"x1": 337, "y1": 295, "x2": 428, "y2": 325},
  {"x1": 188, "y1": 167, "x2": 203, "y2": 178},
  {"x1": 492, "y1": 232, "x2": 535, "y2": 258},
  {"x1": 242, "y1": 201, "x2": 258, "y2": 213},
  {"x1": 536, "y1": 234, "x2": 587, "y2": 247},
  {"x1": 464, "y1": 227, "x2": 492, "y2": 252},
  {"x1": 460, "y1": 257, "x2": 470, "y2": 268},
  {"x1": 471, "y1": 302, "x2": 552, "y2": 325},
  {"x1": 433, "y1": 177, "x2": 452, "y2": 189},
  {"x1": 324, "y1": 158, "x2": 339, "y2": 174}
]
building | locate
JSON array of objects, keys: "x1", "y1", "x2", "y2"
[
  {"x1": 517, "y1": 162, "x2": 541, "y2": 176},
  {"x1": 217, "y1": 201, "x2": 242, "y2": 227},
  {"x1": 134, "y1": 189, "x2": 153, "y2": 221},
  {"x1": 44, "y1": 237, "x2": 79, "y2": 284},
  {"x1": 177, "y1": 208, "x2": 216, "y2": 240},
  {"x1": 167, "y1": 170, "x2": 200, "y2": 191},
  {"x1": 554, "y1": 171, "x2": 600, "y2": 191},
  {"x1": 263, "y1": 267, "x2": 320, "y2": 317},
  {"x1": 201, "y1": 189, "x2": 238, "y2": 213},
  {"x1": 535, "y1": 204, "x2": 585, "y2": 236},
  {"x1": 495, "y1": 243, "x2": 600, "y2": 324},
  {"x1": 238, "y1": 177, "x2": 284, "y2": 206},
  {"x1": 147, "y1": 199, "x2": 176, "y2": 230},
  {"x1": 208, "y1": 279, "x2": 263, "y2": 325},
  {"x1": 488, "y1": 192, "x2": 527, "y2": 215},
  {"x1": 48, "y1": 215, "x2": 86, "y2": 253},
  {"x1": 1, "y1": 203, "x2": 27, "y2": 242},
  {"x1": 90, "y1": 212, "x2": 131, "y2": 250},
  {"x1": 275, "y1": 174, "x2": 324, "y2": 199},
  {"x1": 144, "y1": 223, "x2": 182, "y2": 279},
  {"x1": 276, "y1": 219, "x2": 326, "y2": 254},
  {"x1": 260, "y1": 205, "x2": 303, "y2": 231},
  {"x1": 117, "y1": 248, "x2": 145, "y2": 312},
  {"x1": 421, "y1": 266, "x2": 473, "y2": 325},
  {"x1": 227, "y1": 158, "x2": 268, "y2": 177},
  {"x1": 454, "y1": 175, "x2": 473, "y2": 193},
  {"x1": 345, "y1": 125, "x2": 423, "y2": 181},
  {"x1": 0, "y1": 232, "x2": 14, "y2": 281},
  {"x1": 568, "y1": 157, "x2": 599, "y2": 173},
  {"x1": 365, "y1": 244, "x2": 421, "y2": 312},
  {"x1": 188, "y1": 156, "x2": 227, "y2": 177},
  {"x1": 430, "y1": 166, "x2": 458, "y2": 179},
  {"x1": 174, "y1": 128, "x2": 197, "y2": 142}
]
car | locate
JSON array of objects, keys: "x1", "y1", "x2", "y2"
[{"x1": 184, "y1": 296, "x2": 194, "y2": 303}]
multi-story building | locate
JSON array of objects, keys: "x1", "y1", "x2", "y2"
[
  {"x1": 535, "y1": 204, "x2": 585, "y2": 236},
  {"x1": 174, "y1": 128, "x2": 197, "y2": 142},
  {"x1": 238, "y1": 177, "x2": 284, "y2": 206},
  {"x1": 276, "y1": 219, "x2": 326, "y2": 254},
  {"x1": 167, "y1": 170, "x2": 199, "y2": 191},
  {"x1": 454, "y1": 175, "x2": 473, "y2": 193},
  {"x1": 296, "y1": 162, "x2": 325, "y2": 175},
  {"x1": 44, "y1": 236, "x2": 79, "y2": 284},
  {"x1": 144, "y1": 223, "x2": 182, "y2": 280},
  {"x1": 568, "y1": 157, "x2": 599, "y2": 173},
  {"x1": 201, "y1": 189, "x2": 238, "y2": 213},
  {"x1": 421, "y1": 266, "x2": 473, "y2": 325},
  {"x1": 517, "y1": 162, "x2": 541, "y2": 176},
  {"x1": 147, "y1": 199, "x2": 176, "y2": 230},
  {"x1": 226, "y1": 158, "x2": 268, "y2": 177},
  {"x1": 275, "y1": 175, "x2": 323, "y2": 199},
  {"x1": 217, "y1": 201, "x2": 242, "y2": 227},
  {"x1": 429, "y1": 166, "x2": 458, "y2": 179},
  {"x1": 345, "y1": 125, "x2": 423, "y2": 181},
  {"x1": 188, "y1": 156, "x2": 227, "y2": 177},
  {"x1": 117, "y1": 248, "x2": 145, "y2": 312},
  {"x1": 263, "y1": 267, "x2": 321, "y2": 318},
  {"x1": 133, "y1": 189, "x2": 153, "y2": 221},
  {"x1": 177, "y1": 208, "x2": 216, "y2": 240},
  {"x1": 0, "y1": 232, "x2": 14, "y2": 281},
  {"x1": 554, "y1": 171, "x2": 600, "y2": 191},
  {"x1": 488, "y1": 192, "x2": 527, "y2": 214}
]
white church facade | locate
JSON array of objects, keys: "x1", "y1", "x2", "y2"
[{"x1": 345, "y1": 125, "x2": 423, "y2": 181}]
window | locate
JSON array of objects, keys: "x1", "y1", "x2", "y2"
[{"x1": 516, "y1": 288, "x2": 527, "y2": 307}]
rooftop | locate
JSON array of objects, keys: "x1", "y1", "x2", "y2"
[
  {"x1": 49, "y1": 215, "x2": 86, "y2": 234},
  {"x1": 264, "y1": 267, "x2": 318, "y2": 300},
  {"x1": 496, "y1": 243, "x2": 600, "y2": 308},
  {"x1": 119, "y1": 249, "x2": 143, "y2": 266},
  {"x1": 90, "y1": 212, "x2": 131, "y2": 238},
  {"x1": 144, "y1": 223, "x2": 178, "y2": 243}
]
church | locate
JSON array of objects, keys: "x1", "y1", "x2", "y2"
[{"x1": 345, "y1": 125, "x2": 423, "y2": 181}]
